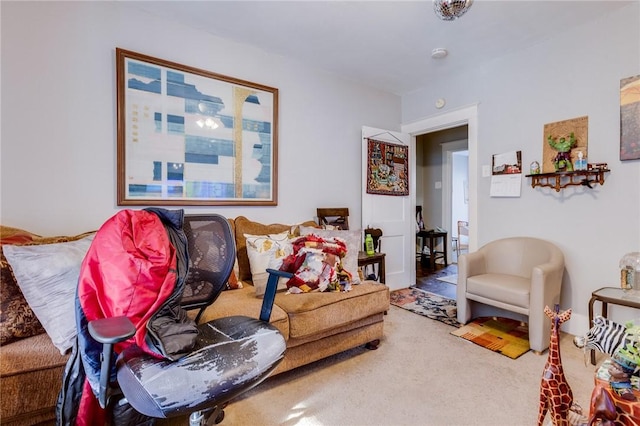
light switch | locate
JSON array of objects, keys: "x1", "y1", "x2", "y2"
[
  {"x1": 482, "y1": 165, "x2": 491, "y2": 177},
  {"x1": 435, "y1": 181, "x2": 442, "y2": 189}
]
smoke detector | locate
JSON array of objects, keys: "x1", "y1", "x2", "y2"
[{"x1": 431, "y1": 48, "x2": 448, "y2": 59}]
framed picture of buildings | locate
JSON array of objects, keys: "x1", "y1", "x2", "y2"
[
  {"x1": 116, "y1": 48, "x2": 278, "y2": 206},
  {"x1": 620, "y1": 74, "x2": 640, "y2": 161}
]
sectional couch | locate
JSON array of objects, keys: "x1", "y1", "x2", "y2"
[{"x1": 0, "y1": 215, "x2": 390, "y2": 424}]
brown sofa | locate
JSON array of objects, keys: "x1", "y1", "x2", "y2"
[{"x1": 0, "y1": 216, "x2": 389, "y2": 424}]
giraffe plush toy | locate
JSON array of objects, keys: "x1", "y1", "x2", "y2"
[{"x1": 538, "y1": 305, "x2": 574, "y2": 426}]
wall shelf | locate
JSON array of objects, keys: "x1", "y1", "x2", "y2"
[{"x1": 525, "y1": 168, "x2": 610, "y2": 192}]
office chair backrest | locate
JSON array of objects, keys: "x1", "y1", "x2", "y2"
[
  {"x1": 317, "y1": 207, "x2": 350, "y2": 230},
  {"x1": 181, "y1": 214, "x2": 236, "y2": 323}
]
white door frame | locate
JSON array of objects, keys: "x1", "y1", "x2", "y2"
[{"x1": 402, "y1": 104, "x2": 479, "y2": 281}]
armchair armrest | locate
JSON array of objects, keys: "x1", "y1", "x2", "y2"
[
  {"x1": 260, "y1": 269, "x2": 293, "y2": 322},
  {"x1": 88, "y1": 316, "x2": 136, "y2": 409}
]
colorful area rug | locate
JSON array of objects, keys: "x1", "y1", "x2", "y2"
[
  {"x1": 390, "y1": 287, "x2": 459, "y2": 327},
  {"x1": 451, "y1": 317, "x2": 530, "y2": 359}
]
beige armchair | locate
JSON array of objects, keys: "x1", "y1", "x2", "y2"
[{"x1": 456, "y1": 237, "x2": 565, "y2": 353}]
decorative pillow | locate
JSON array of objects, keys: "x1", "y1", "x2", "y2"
[
  {"x1": 244, "y1": 232, "x2": 294, "y2": 297},
  {"x1": 300, "y1": 226, "x2": 362, "y2": 284},
  {"x1": 3, "y1": 234, "x2": 95, "y2": 354},
  {"x1": 0, "y1": 246, "x2": 46, "y2": 344},
  {"x1": 233, "y1": 216, "x2": 317, "y2": 283},
  {"x1": 0, "y1": 226, "x2": 94, "y2": 346}
]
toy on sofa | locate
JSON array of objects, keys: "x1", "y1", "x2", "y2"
[{"x1": 574, "y1": 316, "x2": 640, "y2": 401}]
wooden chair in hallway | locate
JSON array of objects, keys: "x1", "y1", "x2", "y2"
[{"x1": 456, "y1": 220, "x2": 469, "y2": 257}]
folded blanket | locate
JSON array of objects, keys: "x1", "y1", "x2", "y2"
[{"x1": 280, "y1": 234, "x2": 352, "y2": 293}]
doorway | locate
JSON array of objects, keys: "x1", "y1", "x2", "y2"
[
  {"x1": 402, "y1": 104, "x2": 478, "y2": 289},
  {"x1": 443, "y1": 143, "x2": 469, "y2": 264},
  {"x1": 415, "y1": 128, "x2": 469, "y2": 264}
]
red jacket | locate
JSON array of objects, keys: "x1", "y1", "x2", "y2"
[{"x1": 58, "y1": 208, "x2": 196, "y2": 425}]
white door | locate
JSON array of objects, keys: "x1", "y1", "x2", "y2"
[{"x1": 361, "y1": 126, "x2": 413, "y2": 291}]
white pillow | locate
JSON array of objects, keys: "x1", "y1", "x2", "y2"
[
  {"x1": 3, "y1": 234, "x2": 95, "y2": 354},
  {"x1": 244, "y1": 232, "x2": 294, "y2": 296},
  {"x1": 299, "y1": 226, "x2": 361, "y2": 284}
]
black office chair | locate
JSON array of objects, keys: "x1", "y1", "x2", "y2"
[{"x1": 78, "y1": 212, "x2": 289, "y2": 425}]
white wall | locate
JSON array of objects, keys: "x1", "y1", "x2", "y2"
[
  {"x1": 403, "y1": 3, "x2": 640, "y2": 334},
  {"x1": 0, "y1": 2, "x2": 400, "y2": 235}
]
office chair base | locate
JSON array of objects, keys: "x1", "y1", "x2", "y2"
[{"x1": 189, "y1": 405, "x2": 225, "y2": 425}]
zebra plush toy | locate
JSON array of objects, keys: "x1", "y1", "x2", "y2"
[{"x1": 574, "y1": 316, "x2": 640, "y2": 401}]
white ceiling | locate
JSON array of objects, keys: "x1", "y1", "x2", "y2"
[{"x1": 125, "y1": 1, "x2": 633, "y2": 96}]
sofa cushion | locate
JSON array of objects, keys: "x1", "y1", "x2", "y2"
[
  {"x1": 4, "y1": 234, "x2": 95, "y2": 354},
  {"x1": 194, "y1": 285, "x2": 290, "y2": 339},
  {"x1": 233, "y1": 216, "x2": 317, "y2": 283},
  {"x1": 300, "y1": 226, "x2": 362, "y2": 284},
  {"x1": 0, "y1": 332, "x2": 69, "y2": 423},
  {"x1": 274, "y1": 281, "x2": 389, "y2": 339}
]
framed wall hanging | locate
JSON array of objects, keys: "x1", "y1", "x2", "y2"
[
  {"x1": 620, "y1": 74, "x2": 640, "y2": 161},
  {"x1": 366, "y1": 139, "x2": 409, "y2": 196},
  {"x1": 116, "y1": 48, "x2": 278, "y2": 206}
]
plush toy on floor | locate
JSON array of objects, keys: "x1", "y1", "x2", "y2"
[{"x1": 538, "y1": 305, "x2": 577, "y2": 426}]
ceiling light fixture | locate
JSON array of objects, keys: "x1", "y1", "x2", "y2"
[
  {"x1": 431, "y1": 48, "x2": 448, "y2": 59},
  {"x1": 433, "y1": 0, "x2": 474, "y2": 21}
]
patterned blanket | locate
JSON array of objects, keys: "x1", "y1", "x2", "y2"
[{"x1": 280, "y1": 234, "x2": 352, "y2": 293}]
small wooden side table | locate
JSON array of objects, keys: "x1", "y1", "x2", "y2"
[
  {"x1": 358, "y1": 251, "x2": 386, "y2": 284},
  {"x1": 588, "y1": 287, "x2": 640, "y2": 365},
  {"x1": 416, "y1": 229, "x2": 448, "y2": 270}
]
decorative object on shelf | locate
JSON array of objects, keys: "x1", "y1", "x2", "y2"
[
  {"x1": 525, "y1": 168, "x2": 610, "y2": 192},
  {"x1": 620, "y1": 252, "x2": 640, "y2": 290},
  {"x1": 574, "y1": 151, "x2": 587, "y2": 171},
  {"x1": 543, "y1": 116, "x2": 588, "y2": 173},
  {"x1": 366, "y1": 139, "x2": 409, "y2": 196},
  {"x1": 116, "y1": 48, "x2": 278, "y2": 206},
  {"x1": 547, "y1": 132, "x2": 576, "y2": 171},
  {"x1": 433, "y1": 0, "x2": 473, "y2": 21},
  {"x1": 530, "y1": 161, "x2": 541, "y2": 175},
  {"x1": 620, "y1": 74, "x2": 640, "y2": 161}
]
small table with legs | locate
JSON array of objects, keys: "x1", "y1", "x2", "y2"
[
  {"x1": 416, "y1": 229, "x2": 448, "y2": 271},
  {"x1": 358, "y1": 251, "x2": 386, "y2": 284},
  {"x1": 588, "y1": 286, "x2": 640, "y2": 365}
]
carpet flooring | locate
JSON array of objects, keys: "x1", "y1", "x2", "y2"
[{"x1": 389, "y1": 287, "x2": 459, "y2": 327}]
